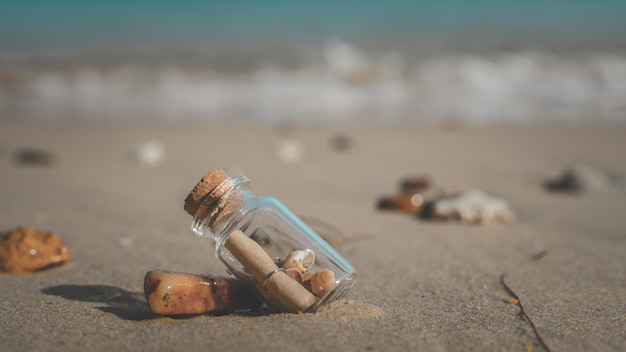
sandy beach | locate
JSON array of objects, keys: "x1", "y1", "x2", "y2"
[{"x1": 0, "y1": 121, "x2": 625, "y2": 351}]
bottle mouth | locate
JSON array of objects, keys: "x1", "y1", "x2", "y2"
[
  {"x1": 191, "y1": 215, "x2": 212, "y2": 238},
  {"x1": 191, "y1": 174, "x2": 250, "y2": 239},
  {"x1": 212, "y1": 174, "x2": 250, "y2": 199}
]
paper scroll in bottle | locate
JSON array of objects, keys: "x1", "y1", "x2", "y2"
[{"x1": 225, "y1": 230, "x2": 317, "y2": 313}]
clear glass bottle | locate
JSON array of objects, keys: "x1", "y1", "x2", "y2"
[{"x1": 188, "y1": 172, "x2": 356, "y2": 313}]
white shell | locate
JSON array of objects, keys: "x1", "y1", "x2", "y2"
[
  {"x1": 132, "y1": 140, "x2": 165, "y2": 166},
  {"x1": 277, "y1": 139, "x2": 305, "y2": 164},
  {"x1": 283, "y1": 249, "x2": 315, "y2": 273},
  {"x1": 430, "y1": 190, "x2": 514, "y2": 224}
]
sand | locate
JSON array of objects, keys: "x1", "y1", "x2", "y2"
[{"x1": 0, "y1": 122, "x2": 625, "y2": 351}]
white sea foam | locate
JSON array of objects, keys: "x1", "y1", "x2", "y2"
[{"x1": 1, "y1": 41, "x2": 625, "y2": 124}]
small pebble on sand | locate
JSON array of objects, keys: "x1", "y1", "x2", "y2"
[
  {"x1": 0, "y1": 227, "x2": 71, "y2": 273},
  {"x1": 545, "y1": 164, "x2": 621, "y2": 194},
  {"x1": 277, "y1": 139, "x2": 305, "y2": 163},
  {"x1": 14, "y1": 148, "x2": 56, "y2": 166},
  {"x1": 132, "y1": 140, "x2": 165, "y2": 166}
]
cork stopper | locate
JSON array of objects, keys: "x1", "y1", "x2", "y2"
[{"x1": 184, "y1": 168, "x2": 229, "y2": 216}]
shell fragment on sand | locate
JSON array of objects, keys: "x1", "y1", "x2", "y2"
[
  {"x1": 276, "y1": 139, "x2": 305, "y2": 163},
  {"x1": 144, "y1": 270, "x2": 262, "y2": 315},
  {"x1": 545, "y1": 164, "x2": 621, "y2": 194},
  {"x1": 0, "y1": 227, "x2": 71, "y2": 273},
  {"x1": 424, "y1": 190, "x2": 515, "y2": 224},
  {"x1": 132, "y1": 140, "x2": 165, "y2": 166}
]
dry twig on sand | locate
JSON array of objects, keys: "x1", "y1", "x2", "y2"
[{"x1": 500, "y1": 273, "x2": 552, "y2": 352}]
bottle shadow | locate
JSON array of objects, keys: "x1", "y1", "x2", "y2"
[
  {"x1": 41, "y1": 284, "x2": 273, "y2": 320},
  {"x1": 42, "y1": 285, "x2": 156, "y2": 321}
]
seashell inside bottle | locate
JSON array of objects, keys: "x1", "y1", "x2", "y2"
[
  {"x1": 283, "y1": 249, "x2": 315, "y2": 274},
  {"x1": 184, "y1": 169, "x2": 356, "y2": 313},
  {"x1": 310, "y1": 269, "x2": 336, "y2": 297}
]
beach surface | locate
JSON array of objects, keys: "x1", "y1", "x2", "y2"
[{"x1": 1, "y1": 122, "x2": 625, "y2": 351}]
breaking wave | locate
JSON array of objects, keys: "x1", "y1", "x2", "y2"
[{"x1": 1, "y1": 41, "x2": 625, "y2": 125}]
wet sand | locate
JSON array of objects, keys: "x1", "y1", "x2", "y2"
[{"x1": 1, "y1": 122, "x2": 625, "y2": 351}]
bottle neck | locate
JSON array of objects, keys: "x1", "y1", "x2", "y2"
[{"x1": 191, "y1": 174, "x2": 252, "y2": 241}]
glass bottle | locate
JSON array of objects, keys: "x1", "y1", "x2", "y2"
[{"x1": 185, "y1": 170, "x2": 356, "y2": 313}]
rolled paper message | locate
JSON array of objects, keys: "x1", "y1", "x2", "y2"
[
  {"x1": 144, "y1": 270, "x2": 261, "y2": 315},
  {"x1": 225, "y1": 230, "x2": 318, "y2": 313}
]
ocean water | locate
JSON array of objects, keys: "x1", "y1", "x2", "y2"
[{"x1": 1, "y1": 1, "x2": 626, "y2": 125}]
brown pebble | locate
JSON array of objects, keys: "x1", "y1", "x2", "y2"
[
  {"x1": 377, "y1": 193, "x2": 424, "y2": 213},
  {"x1": 509, "y1": 298, "x2": 519, "y2": 305},
  {"x1": 144, "y1": 270, "x2": 262, "y2": 315},
  {"x1": 330, "y1": 134, "x2": 353, "y2": 152},
  {"x1": 0, "y1": 227, "x2": 71, "y2": 273},
  {"x1": 14, "y1": 148, "x2": 56, "y2": 166},
  {"x1": 399, "y1": 176, "x2": 431, "y2": 194},
  {"x1": 524, "y1": 341, "x2": 534, "y2": 352}
]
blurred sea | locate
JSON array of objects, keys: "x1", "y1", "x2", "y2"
[{"x1": 1, "y1": 2, "x2": 626, "y2": 125}]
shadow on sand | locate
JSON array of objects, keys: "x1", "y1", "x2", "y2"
[
  {"x1": 42, "y1": 285, "x2": 155, "y2": 321},
  {"x1": 42, "y1": 284, "x2": 273, "y2": 320}
]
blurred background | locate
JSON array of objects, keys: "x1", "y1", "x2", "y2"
[{"x1": 1, "y1": 1, "x2": 625, "y2": 126}]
